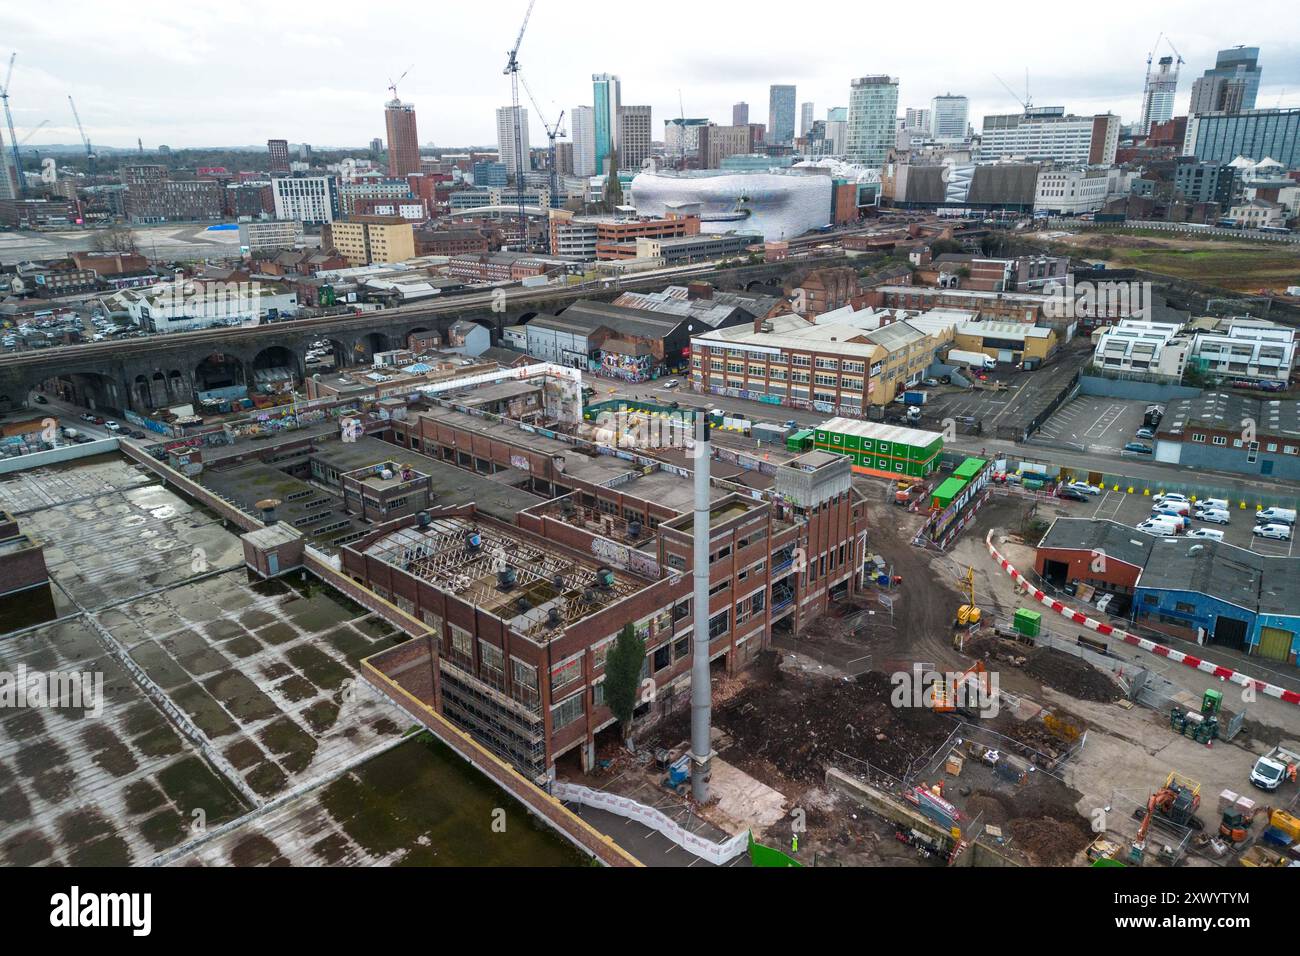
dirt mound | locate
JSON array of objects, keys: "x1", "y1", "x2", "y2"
[
  {"x1": 1021, "y1": 648, "x2": 1122, "y2": 703},
  {"x1": 709, "y1": 670, "x2": 956, "y2": 784},
  {"x1": 971, "y1": 779, "x2": 1092, "y2": 866}
]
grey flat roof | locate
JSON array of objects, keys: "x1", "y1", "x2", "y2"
[{"x1": 1039, "y1": 517, "x2": 1155, "y2": 569}]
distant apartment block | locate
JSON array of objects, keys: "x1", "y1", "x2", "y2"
[
  {"x1": 323, "y1": 216, "x2": 416, "y2": 267},
  {"x1": 981, "y1": 108, "x2": 1119, "y2": 165},
  {"x1": 272, "y1": 175, "x2": 339, "y2": 224}
]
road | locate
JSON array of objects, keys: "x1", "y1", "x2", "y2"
[{"x1": 592, "y1": 377, "x2": 1300, "y2": 505}]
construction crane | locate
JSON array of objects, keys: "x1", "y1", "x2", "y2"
[
  {"x1": 387, "y1": 66, "x2": 412, "y2": 103},
  {"x1": 992, "y1": 70, "x2": 1032, "y2": 113},
  {"x1": 519, "y1": 73, "x2": 564, "y2": 210},
  {"x1": 503, "y1": 0, "x2": 537, "y2": 249},
  {"x1": 68, "y1": 95, "x2": 95, "y2": 175},
  {"x1": 2, "y1": 53, "x2": 24, "y2": 195},
  {"x1": 954, "y1": 567, "x2": 981, "y2": 628}
]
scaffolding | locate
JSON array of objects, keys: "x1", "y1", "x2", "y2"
[{"x1": 364, "y1": 514, "x2": 646, "y2": 642}]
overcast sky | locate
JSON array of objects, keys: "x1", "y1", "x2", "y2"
[{"x1": 4, "y1": 0, "x2": 1299, "y2": 152}]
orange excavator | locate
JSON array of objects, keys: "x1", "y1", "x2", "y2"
[
  {"x1": 933, "y1": 661, "x2": 989, "y2": 714},
  {"x1": 1129, "y1": 773, "x2": 1202, "y2": 865}
]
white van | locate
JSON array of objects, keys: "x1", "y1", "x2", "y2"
[
  {"x1": 1253, "y1": 523, "x2": 1292, "y2": 541},
  {"x1": 1188, "y1": 528, "x2": 1225, "y2": 541},
  {"x1": 1137, "y1": 518, "x2": 1181, "y2": 536},
  {"x1": 1256, "y1": 508, "x2": 1296, "y2": 525},
  {"x1": 1154, "y1": 493, "x2": 1189, "y2": 506},
  {"x1": 1197, "y1": 509, "x2": 1231, "y2": 525},
  {"x1": 1195, "y1": 498, "x2": 1229, "y2": 513}
]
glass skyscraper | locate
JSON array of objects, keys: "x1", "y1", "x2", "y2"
[
  {"x1": 768, "y1": 85, "x2": 796, "y2": 145},
  {"x1": 1184, "y1": 108, "x2": 1299, "y2": 168},
  {"x1": 845, "y1": 76, "x2": 898, "y2": 168},
  {"x1": 592, "y1": 73, "x2": 621, "y2": 176}
]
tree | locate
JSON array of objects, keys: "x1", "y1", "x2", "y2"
[
  {"x1": 603, "y1": 622, "x2": 647, "y2": 738},
  {"x1": 91, "y1": 226, "x2": 139, "y2": 255},
  {"x1": 929, "y1": 238, "x2": 963, "y2": 256}
]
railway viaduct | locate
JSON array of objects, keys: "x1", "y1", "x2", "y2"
[{"x1": 0, "y1": 255, "x2": 855, "y2": 414}]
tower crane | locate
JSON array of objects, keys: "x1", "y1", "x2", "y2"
[
  {"x1": 2, "y1": 53, "x2": 25, "y2": 195},
  {"x1": 68, "y1": 95, "x2": 96, "y2": 175},
  {"x1": 503, "y1": 0, "x2": 537, "y2": 248},
  {"x1": 992, "y1": 70, "x2": 1032, "y2": 113},
  {"x1": 519, "y1": 73, "x2": 564, "y2": 210},
  {"x1": 387, "y1": 66, "x2": 412, "y2": 103}
]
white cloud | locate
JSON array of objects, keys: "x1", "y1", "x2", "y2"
[{"x1": 2, "y1": 0, "x2": 1297, "y2": 149}]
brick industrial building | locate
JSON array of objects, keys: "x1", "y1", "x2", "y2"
[{"x1": 342, "y1": 409, "x2": 869, "y2": 776}]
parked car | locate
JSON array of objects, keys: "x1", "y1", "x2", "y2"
[
  {"x1": 1066, "y1": 481, "x2": 1101, "y2": 496},
  {"x1": 104, "y1": 421, "x2": 121, "y2": 432},
  {"x1": 1057, "y1": 488, "x2": 1089, "y2": 502},
  {"x1": 661, "y1": 379, "x2": 679, "y2": 389},
  {"x1": 1135, "y1": 427, "x2": 1155, "y2": 440},
  {"x1": 1197, "y1": 510, "x2": 1231, "y2": 525},
  {"x1": 1137, "y1": 518, "x2": 1180, "y2": 535},
  {"x1": 91, "y1": 416, "x2": 105, "y2": 425},
  {"x1": 1152, "y1": 501, "x2": 1190, "y2": 516},
  {"x1": 1195, "y1": 498, "x2": 1229, "y2": 513},
  {"x1": 922, "y1": 378, "x2": 941, "y2": 387},
  {"x1": 1154, "y1": 493, "x2": 1189, "y2": 505},
  {"x1": 1188, "y1": 528, "x2": 1225, "y2": 541},
  {"x1": 1253, "y1": 523, "x2": 1292, "y2": 541},
  {"x1": 1123, "y1": 442, "x2": 1153, "y2": 454},
  {"x1": 33, "y1": 394, "x2": 48, "y2": 404}
]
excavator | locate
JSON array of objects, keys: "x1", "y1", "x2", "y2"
[
  {"x1": 933, "y1": 661, "x2": 989, "y2": 715},
  {"x1": 1129, "y1": 773, "x2": 1203, "y2": 865},
  {"x1": 1220, "y1": 805, "x2": 1273, "y2": 845}
]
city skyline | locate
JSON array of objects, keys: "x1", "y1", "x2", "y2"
[{"x1": 2, "y1": 0, "x2": 1299, "y2": 152}]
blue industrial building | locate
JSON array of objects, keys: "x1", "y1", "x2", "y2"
[{"x1": 1036, "y1": 518, "x2": 1300, "y2": 666}]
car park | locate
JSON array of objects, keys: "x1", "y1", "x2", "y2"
[
  {"x1": 1253, "y1": 523, "x2": 1292, "y2": 541},
  {"x1": 1188, "y1": 528, "x2": 1225, "y2": 541}
]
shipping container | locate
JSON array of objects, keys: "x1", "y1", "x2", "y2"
[
  {"x1": 931, "y1": 476, "x2": 969, "y2": 511},
  {"x1": 813, "y1": 417, "x2": 945, "y2": 480},
  {"x1": 786, "y1": 429, "x2": 814, "y2": 452},
  {"x1": 953, "y1": 457, "x2": 987, "y2": 481},
  {"x1": 903, "y1": 390, "x2": 928, "y2": 406}
]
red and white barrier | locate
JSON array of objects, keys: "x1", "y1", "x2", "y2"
[{"x1": 984, "y1": 531, "x2": 1300, "y2": 707}]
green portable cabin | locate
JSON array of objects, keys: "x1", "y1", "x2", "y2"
[
  {"x1": 814, "y1": 417, "x2": 945, "y2": 480},
  {"x1": 953, "y1": 457, "x2": 987, "y2": 481},
  {"x1": 786, "y1": 429, "x2": 815, "y2": 452},
  {"x1": 930, "y1": 476, "x2": 968, "y2": 511},
  {"x1": 1013, "y1": 608, "x2": 1042, "y2": 637}
]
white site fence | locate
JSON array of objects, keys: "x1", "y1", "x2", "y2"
[{"x1": 551, "y1": 781, "x2": 749, "y2": 865}]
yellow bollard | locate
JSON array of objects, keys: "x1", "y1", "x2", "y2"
[
  {"x1": 1113, "y1": 484, "x2": 1120, "y2": 491},
  {"x1": 1143, "y1": 489, "x2": 1150, "y2": 496},
  {"x1": 1240, "y1": 502, "x2": 1247, "y2": 509},
  {"x1": 1127, "y1": 487, "x2": 1134, "y2": 494}
]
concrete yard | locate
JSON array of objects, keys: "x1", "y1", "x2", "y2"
[{"x1": 1031, "y1": 396, "x2": 1151, "y2": 455}]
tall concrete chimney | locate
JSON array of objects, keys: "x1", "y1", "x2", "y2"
[{"x1": 690, "y1": 414, "x2": 713, "y2": 802}]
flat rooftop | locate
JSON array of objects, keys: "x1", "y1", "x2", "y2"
[{"x1": 360, "y1": 513, "x2": 655, "y2": 642}]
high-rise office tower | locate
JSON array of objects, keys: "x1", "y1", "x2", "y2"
[
  {"x1": 845, "y1": 76, "x2": 898, "y2": 167},
  {"x1": 826, "y1": 107, "x2": 848, "y2": 155},
  {"x1": 1140, "y1": 56, "x2": 1179, "y2": 135},
  {"x1": 904, "y1": 108, "x2": 932, "y2": 133},
  {"x1": 267, "y1": 139, "x2": 291, "y2": 174},
  {"x1": 768, "y1": 85, "x2": 796, "y2": 145},
  {"x1": 800, "y1": 102, "x2": 815, "y2": 138},
  {"x1": 1189, "y1": 46, "x2": 1263, "y2": 114},
  {"x1": 496, "y1": 105, "x2": 531, "y2": 180},
  {"x1": 572, "y1": 106, "x2": 596, "y2": 177},
  {"x1": 384, "y1": 98, "x2": 421, "y2": 177},
  {"x1": 733, "y1": 102, "x2": 749, "y2": 126},
  {"x1": 618, "y1": 105, "x2": 652, "y2": 170},
  {"x1": 930, "y1": 94, "x2": 969, "y2": 143},
  {"x1": 0, "y1": 127, "x2": 18, "y2": 200},
  {"x1": 592, "y1": 73, "x2": 622, "y2": 175}
]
